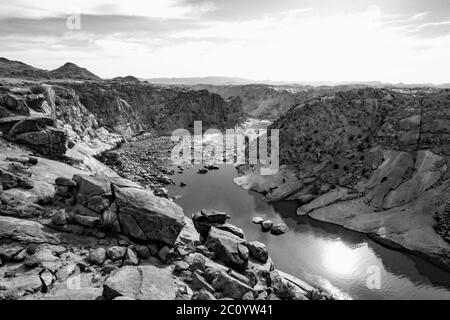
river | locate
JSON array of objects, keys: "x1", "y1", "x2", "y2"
[{"x1": 167, "y1": 162, "x2": 450, "y2": 300}]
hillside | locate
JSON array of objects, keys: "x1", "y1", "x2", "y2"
[
  {"x1": 0, "y1": 57, "x2": 101, "y2": 81},
  {"x1": 48, "y1": 62, "x2": 101, "y2": 81}
]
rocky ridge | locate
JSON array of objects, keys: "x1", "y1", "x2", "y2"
[{"x1": 0, "y1": 58, "x2": 101, "y2": 81}]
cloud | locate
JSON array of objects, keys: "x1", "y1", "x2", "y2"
[{"x1": 0, "y1": 0, "x2": 449, "y2": 83}]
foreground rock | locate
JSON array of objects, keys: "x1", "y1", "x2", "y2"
[
  {"x1": 103, "y1": 265, "x2": 176, "y2": 300},
  {"x1": 113, "y1": 186, "x2": 185, "y2": 245}
]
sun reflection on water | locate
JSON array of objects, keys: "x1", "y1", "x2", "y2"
[{"x1": 321, "y1": 241, "x2": 363, "y2": 276}]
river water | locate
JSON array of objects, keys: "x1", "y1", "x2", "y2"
[{"x1": 167, "y1": 164, "x2": 450, "y2": 300}]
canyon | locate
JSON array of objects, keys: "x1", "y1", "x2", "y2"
[
  {"x1": 0, "y1": 57, "x2": 450, "y2": 300},
  {"x1": 0, "y1": 58, "x2": 323, "y2": 301},
  {"x1": 236, "y1": 87, "x2": 450, "y2": 273}
]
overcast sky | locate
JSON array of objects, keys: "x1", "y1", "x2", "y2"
[{"x1": 0, "y1": 0, "x2": 449, "y2": 83}]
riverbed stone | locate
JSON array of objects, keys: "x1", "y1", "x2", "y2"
[
  {"x1": 252, "y1": 217, "x2": 264, "y2": 224},
  {"x1": 271, "y1": 223, "x2": 289, "y2": 235},
  {"x1": 261, "y1": 220, "x2": 273, "y2": 231}
]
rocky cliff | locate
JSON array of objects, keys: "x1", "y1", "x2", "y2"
[
  {"x1": 237, "y1": 87, "x2": 450, "y2": 270},
  {"x1": 63, "y1": 82, "x2": 244, "y2": 136}
]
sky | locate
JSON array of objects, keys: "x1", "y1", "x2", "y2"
[{"x1": 0, "y1": 0, "x2": 449, "y2": 83}]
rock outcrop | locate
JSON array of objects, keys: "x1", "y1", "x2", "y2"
[
  {"x1": 238, "y1": 87, "x2": 450, "y2": 270},
  {"x1": 62, "y1": 81, "x2": 243, "y2": 136}
]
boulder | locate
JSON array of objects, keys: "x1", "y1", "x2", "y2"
[
  {"x1": 51, "y1": 209, "x2": 68, "y2": 226},
  {"x1": 88, "y1": 248, "x2": 107, "y2": 265},
  {"x1": 271, "y1": 223, "x2": 289, "y2": 235},
  {"x1": 86, "y1": 195, "x2": 110, "y2": 213},
  {"x1": 114, "y1": 187, "x2": 185, "y2": 246},
  {"x1": 205, "y1": 227, "x2": 248, "y2": 271},
  {"x1": 261, "y1": 220, "x2": 273, "y2": 231},
  {"x1": 103, "y1": 265, "x2": 176, "y2": 300},
  {"x1": 134, "y1": 245, "x2": 150, "y2": 259},
  {"x1": 208, "y1": 270, "x2": 255, "y2": 299},
  {"x1": 72, "y1": 174, "x2": 111, "y2": 205},
  {"x1": 246, "y1": 241, "x2": 269, "y2": 263},
  {"x1": 173, "y1": 260, "x2": 190, "y2": 272},
  {"x1": 252, "y1": 217, "x2": 264, "y2": 224},
  {"x1": 106, "y1": 246, "x2": 127, "y2": 261},
  {"x1": 123, "y1": 248, "x2": 139, "y2": 266},
  {"x1": 200, "y1": 209, "x2": 230, "y2": 224},
  {"x1": 215, "y1": 223, "x2": 245, "y2": 239}
]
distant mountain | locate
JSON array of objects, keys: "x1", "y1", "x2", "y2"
[
  {"x1": 49, "y1": 62, "x2": 101, "y2": 81},
  {"x1": 145, "y1": 76, "x2": 259, "y2": 86},
  {"x1": 111, "y1": 75, "x2": 140, "y2": 83},
  {"x1": 146, "y1": 76, "x2": 450, "y2": 89},
  {"x1": 0, "y1": 57, "x2": 101, "y2": 81},
  {"x1": 0, "y1": 57, "x2": 49, "y2": 79}
]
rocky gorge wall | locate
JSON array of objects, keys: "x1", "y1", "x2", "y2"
[
  {"x1": 236, "y1": 87, "x2": 450, "y2": 271},
  {"x1": 63, "y1": 82, "x2": 244, "y2": 136}
]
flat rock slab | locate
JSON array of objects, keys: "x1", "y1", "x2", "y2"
[
  {"x1": 309, "y1": 186, "x2": 450, "y2": 271},
  {"x1": 0, "y1": 274, "x2": 43, "y2": 298},
  {"x1": 0, "y1": 216, "x2": 60, "y2": 244},
  {"x1": 103, "y1": 265, "x2": 176, "y2": 300}
]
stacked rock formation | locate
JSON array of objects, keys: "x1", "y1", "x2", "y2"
[{"x1": 0, "y1": 88, "x2": 67, "y2": 157}]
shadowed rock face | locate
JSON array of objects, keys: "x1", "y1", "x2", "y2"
[{"x1": 62, "y1": 82, "x2": 244, "y2": 136}]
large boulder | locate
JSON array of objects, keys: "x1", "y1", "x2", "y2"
[
  {"x1": 205, "y1": 227, "x2": 248, "y2": 271},
  {"x1": 72, "y1": 174, "x2": 111, "y2": 205},
  {"x1": 114, "y1": 186, "x2": 185, "y2": 246},
  {"x1": 245, "y1": 241, "x2": 269, "y2": 263},
  {"x1": 103, "y1": 265, "x2": 176, "y2": 300}
]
